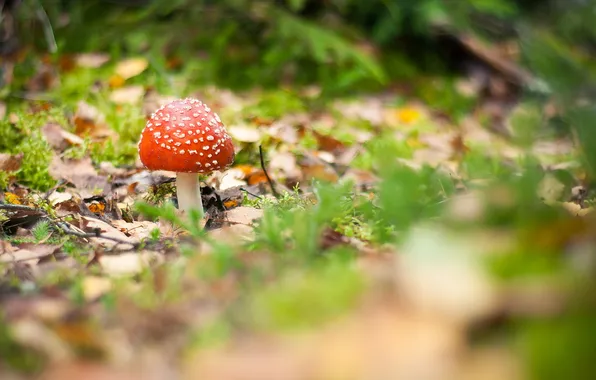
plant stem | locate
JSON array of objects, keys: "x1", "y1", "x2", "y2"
[{"x1": 176, "y1": 172, "x2": 203, "y2": 215}]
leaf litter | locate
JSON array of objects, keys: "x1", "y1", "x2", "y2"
[{"x1": 1, "y1": 48, "x2": 595, "y2": 380}]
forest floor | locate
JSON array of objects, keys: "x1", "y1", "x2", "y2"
[{"x1": 1, "y1": 46, "x2": 595, "y2": 380}]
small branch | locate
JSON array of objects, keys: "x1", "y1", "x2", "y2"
[
  {"x1": 239, "y1": 187, "x2": 262, "y2": 199},
  {"x1": 54, "y1": 221, "x2": 140, "y2": 249},
  {"x1": 0, "y1": 203, "x2": 40, "y2": 212},
  {"x1": 259, "y1": 145, "x2": 279, "y2": 198},
  {"x1": 0, "y1": 202, "x2": 139, "y2": 249}
]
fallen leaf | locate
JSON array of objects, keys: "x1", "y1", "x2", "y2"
[
  {"x1": 219, "y1": 169, "x2": 248, "y2": 190},
  {"x1": 110, "y1": 85, "x2": 145, "y2": 104},
  {"x1": 42, "y1": 123, "x2": 84, "y2": 151},
  {"x1": 228, "y1": 124, "x2": 262, "y2": 143},
  {"x1": 80, "y1": 216, "x2": 137, "y2": 248},
  {"x1": 392, "y1": 106, "x2": 423, "y2": 125},
  {"x1": 224, "y1": 206, "x2": 263, "y2": 226},
  {"x1": 75, "y1": 53, "x2": 110, "y2": 68},
  {"x1": 115, "y1": 57, "x2": 148, "y2": 80},
  {"x1": 0, "y1": 243, "x2": 60, "y2": 263},
  {"x1": 269, "y1": 151, "x2": 301, "y2": 179},
  {"x1": 99, "y1": 251, "x2": 162, "y2": 276},
  {"x1": 111, "y1": 219, "x2": 161, "y2": 241},
  {"x1": 73, "y1": 101, "x2": 114, "y2": 140},
  {"x1": 0, "y1": 152, "x2": 23, "y2": 172},
  {"x1": 49, "y1": 156, "x2": 108, "y2": 193},
  {"x1": 4, "y1": 191, "x2": 22, "y2": 204}
]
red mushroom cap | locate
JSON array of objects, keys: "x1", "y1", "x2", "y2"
[{"x1": 138, "y1": 98, "x2": 235, "y2": 173}]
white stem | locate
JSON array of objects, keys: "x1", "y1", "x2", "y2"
[{"x1": 176, "y1": 172, "x2": 203, "y2": 215}]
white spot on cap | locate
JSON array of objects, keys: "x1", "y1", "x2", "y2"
[
  {"x1": 203, "y1": 146, "x2": 209, "y2": 151},
  {"x1": 185, "y1": 140, "x2": 191, "y2": 145},
  {"x1": 206, "y1": 135, "x2": 214, "y2": 141},
  {"x1": 205, "y1": 163, "x2": 211, "y2": 168},
  {"x1": 193, "y1": 139, "x2": 198, "y2": 143},
  {"x1": 153, "y1": 132, "x2": 161, "y2": 138},
  {"x1": 179, "y1": 150, "x2": 185, "y2": 154}
]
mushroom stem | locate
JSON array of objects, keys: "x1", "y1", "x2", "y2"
[{"x1": 176, "y1": 172, "x2": 203, "y2": 215}]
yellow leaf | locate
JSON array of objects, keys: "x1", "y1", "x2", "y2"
[
  {"x1": 396, "y1": 107, "x2": 421, "y2": 124},
  {"x1": 4, "y1": 192, "x2": 21, "y2": 204},
  {"x1": 114, "y1": 57, "x2": 148, "y2": 80}
]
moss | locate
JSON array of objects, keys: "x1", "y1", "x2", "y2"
[{"x1": 14, "y1": 130, "x2": 56, "y2": 191}]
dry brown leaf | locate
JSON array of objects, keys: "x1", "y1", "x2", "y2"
[
  {"x1": 49, "y1": 156, "x2": 108, "y2": 192},
  {"x1": 0, "y1": 152, "x2": 23, "y2": 172},
  {"x1": 299, "y1": 154, "x2": 339, "y2": 183},
  {"x1": 99, "y1": 251, "x2": 162, "y2": 276},
  {"x1": 42, "y1": 123, "x2": 84, "y2": 151},
  {"x1": 268, "y1": 121, "x2": 299, "y2": 144},
  {"x1": 115, "y1": 57, "x2": 149, "y2": 79},
  {"x1": 224, "y1": 206, "x2": 263, "y2": 226},
  {"x1": 80, "y1": 216, "x2": 137, "y2": 248},
  {"x1": 0, "y1": 243, "x2": 60, "y2": 263},
  {"x1": 269, "y1": 151, "x2": 301, "y2": 179},
  {"x1": 111, "y1": 219, "x2": 161, "y2": 241},
  {"x1": 0, "y1": 240, "x2": 17, "y2": 254},
  {"x1": 73, "y1": 101, "x2": 115, "y2": 140}
]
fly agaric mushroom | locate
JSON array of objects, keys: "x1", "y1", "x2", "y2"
[{"x1": 138, "y1": 97, "x2": 235, "y2": 214}]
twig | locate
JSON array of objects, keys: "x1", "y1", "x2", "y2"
[
  {"x1": 54, "y1": 221, "x2": 140, "y2": 249},
  {"x1": 1, "y1": 202, "x2": 140, "y2": 249},
  {"x1": 239, "y1": 187, "x2": 262, "y2": 199},
  {"x1": 259, "y1": 145, "x2": 279, "y2": 198},
  {"x1": 0, "y1": 203, "x2": 41, "y2": 212}
]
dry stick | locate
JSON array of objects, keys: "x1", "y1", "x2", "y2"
[
  {"x1": 259, "y1": 145, "x2": 280, "y2": 198},
  {"x1": 0, "y1": 203, "x2": 45, "y2": 212},
  {"x1": 0, "y1": 202, "x2": 140, "y2": 249},
  {"x1": 53, "y1": 221, "x2": 140, "y2": 249},
  {"x1": 239, "y1": 187, "x2": 262, "y2": 199}
]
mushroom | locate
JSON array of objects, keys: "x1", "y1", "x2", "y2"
[{"x1": 138, "y1": 97, "x2": 235, "y2": 215}]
